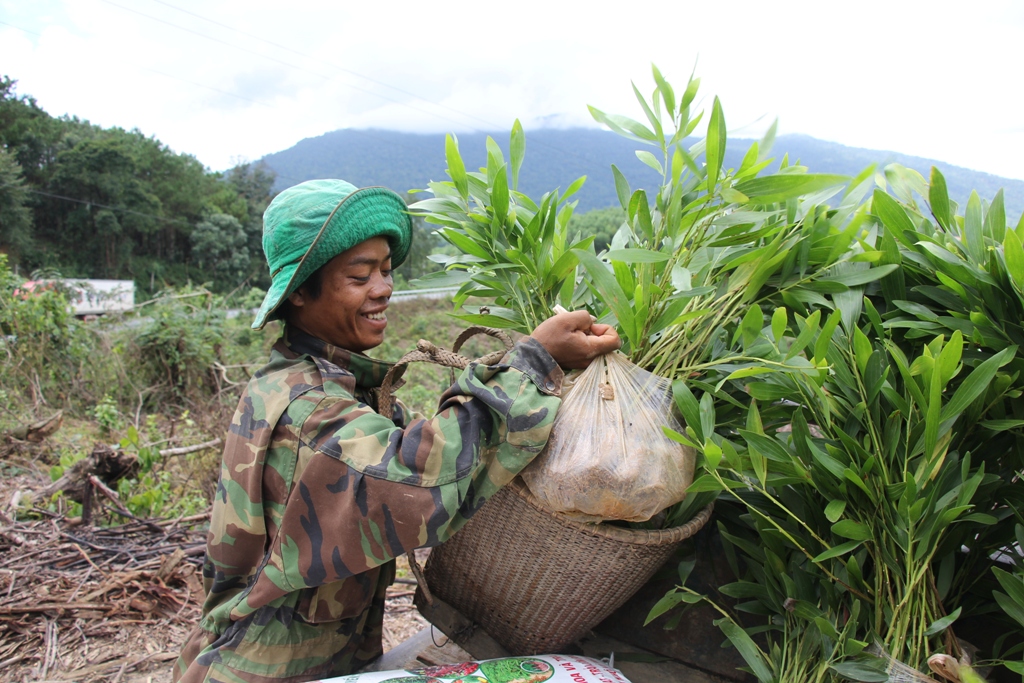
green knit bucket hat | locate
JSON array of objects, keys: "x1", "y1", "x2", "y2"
[{"x1": 252, "y1": 179, "x2": 412, "y2": 330}]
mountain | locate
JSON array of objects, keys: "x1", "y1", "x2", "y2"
[{"x1": 261, "y1": 128, "x2": 1024, "y2": 219}]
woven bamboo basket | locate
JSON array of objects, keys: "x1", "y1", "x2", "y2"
[{"x1": 422, "y1": 476, "x2": 713, "y2": 655}]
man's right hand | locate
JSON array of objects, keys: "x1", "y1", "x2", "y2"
[{"x1": 529, "y1": 310, "x2": 621, "y2": 370}]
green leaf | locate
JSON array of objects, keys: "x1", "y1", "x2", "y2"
[
  {"x1": 746, "y1": 383, "x2": 794, "y2": 401},
  {"x1": 734, "y1": 174, "x2": 847, "y2": 204},
  {"x1": 636, "y1": 150, "x2": 664, "y2": 176},
  {"x1": 980, "y1": 419, "x2": 1024, "y2": 431},
  {"x1": 611, "y1": 164, "x2": 631, "y2": 211},
  {"x1": 984, "y1": 188, "x2": 1006, "y2": 241},
  {"x1": 935, "y1": 329, "x2": 963, "y2": 386},
  {"x1": 924, "y1": 607, "x2": 962, "y2": 637},
  {"x1": 652, "y1": 63, "x2": 675, "y2": 117},
  {"x1": 832, "y1": 519, "x2": 872, "y2": 541},
  {"x1": 672, "y1": 380, "x2": 703, "y2": 442},
  {"x1": 771, "y1": 307, "x2": 787, "y2": 343},
  {"x1": 443, "y1": 229, "x2": 492, "y2": 261},
  {"x1": 724, "y1": 366, "x2": 776, "y2": 382},
  {"x1": 740, "y1": 304, "x2": 763, "y2": 347},
  {"x1": 739, "y1": 430, "x2": 793, "y2": 463},
  {"x1": 664, "y1": 427, "x2": 699, "y2": 449},
  {"x1": 703, "y1": 440, "x2": 723, "y2": 469},
  {"x1": 994, "y1": 567, "x2": 1024, "y2": 619},
  {"x1": 929, "y1": 167, "x2": 952, "y2": 229},
  {"x1": 509, "y1": 119, "x2": 525, "y2": 191},
  {"x1": 633, "y1": 190, "x2": 654, "y2": 239},
  {"x1": 604, "y1": 248, "x2": 671, "y2": 263},
  {"x1": 677, "y1": 558, "x2": 696, "y2": 585},
  {"x1": 705, "y1": 96, "x2": 726, "y2": 195},
  {"x1": 588, "y1": 105, "x2": 659, "y2": 142},
  {"x1": 561, "y1": 175, "x2": 587, "y2": 204},
  {"x1": 491, "y1": 164, "x2": 509, "y2": 224},
  {"x1": 830, "y1": 660, "x2": 889, "y2": 682},
  {"x1": 758, "y1": 119, "x2": 777, "y2": 160},
  {"x1": 853, "y1": 328, "x2": 873, "y2": 375},
  {"x1": 964, "y1": 191, "x2": 985, "y2": 263},
  {"x1": 994, "y1": 588, "x2": 1024, "y2": 630},
  {"x1": 681, "y1": 74, "x2": 700, "y2": 110},
  {"x1": 785, "y1": 310, "x2": 821, "y2": 360},
  {"x1": 1004, "y1": 228, "x2": 1024, "y2": 294},
  {"x1": 573, "y1": 248, "x2": 636, "y2": 346},
  {"x1": 825, "y1": 499, "x2": 847, "y2": 523},
  {"x1": 940, "y1": 346, "x2": 1015, "y2": 422},
  {"x1": 1004, "y1": 662, "x2": 1024, "y2": 676},
  {"x1": 687, "y1": 474, "x2": 728, "y2": 493},
  {"x1": 813, "y1": 540, "x2": 864, "y2": 562},
  {"x1": 721, "y1": 187, "x2": 749, "y2": 203},
  {"x1": 815, "y1": 309, "x2": 842, "y2": 364},
  {"x1": 821, "y1": 264, "x2": 898, "y2": 287},
  {"x1": 872, "y1": 189, "x2": 916, "y2": 237},
  {"x1": 714, "y1": 618, "x2": 773, "y2": 683},
  {"x1": 645, "y1": 590, "x2": 691, "y2": 625},
  {"x1": 445, "y1": 134, "x2": 468, "y2": 200},
  {"x1": 699, "y1": 391, "x2": 716, "y2": 446},
  {"x1": 632, "y1": 81, "x2": 664, "y2": 144}
]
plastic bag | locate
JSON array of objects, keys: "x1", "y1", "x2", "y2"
[
  {"x1": 317, "y1": 654, "x2": 632, "y2": 683},
  {"x1": 520, "y1": 352, "x2": 695, "y2": 523}
]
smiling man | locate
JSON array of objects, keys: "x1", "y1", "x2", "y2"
[{"x1": 173, "y1": 179, "x2": 620, "y2": 683}]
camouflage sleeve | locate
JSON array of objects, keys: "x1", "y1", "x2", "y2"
[{"x1": 234, "y1": 337, "x2": 562, "y2": 614}]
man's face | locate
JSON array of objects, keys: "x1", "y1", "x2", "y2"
[{"x1": 286, "y1": 236, "x2": 393, "y2": 352}]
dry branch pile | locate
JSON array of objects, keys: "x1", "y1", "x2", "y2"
[{"x1": 0, "y1": 510, "x2": 208, "y2": 682}]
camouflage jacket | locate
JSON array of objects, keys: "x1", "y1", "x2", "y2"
[{"x1": 174, "y1": 327, "x2": 563, "y2": 683}]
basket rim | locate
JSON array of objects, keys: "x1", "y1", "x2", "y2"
[{"x1": 508, "y1": 477, "x2": 713, "y2": 546}]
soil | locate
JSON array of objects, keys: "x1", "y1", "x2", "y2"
[{"x1": 0, "y1": 451, "x2": 430, "y2": 683}]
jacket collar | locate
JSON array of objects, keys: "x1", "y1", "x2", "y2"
[{"x1": 277, "y1": 325, "x2": 393, "y2": 390}]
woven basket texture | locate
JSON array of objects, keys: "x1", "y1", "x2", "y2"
[{"x1": 423, "y1": 477, "x2": 713, "y2": 654}]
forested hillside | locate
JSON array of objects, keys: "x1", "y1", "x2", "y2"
[
  {"x1": 263, "y1": 128, "x2": 1024, "y2": 217},
  {"x1": 5, "y1": 71, "x2": 1022, "y2": 295},
  {"x1": 0, "y1": 77, "x2": 276, "y2": 294}
]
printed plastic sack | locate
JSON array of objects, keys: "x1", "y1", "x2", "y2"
[
  {"x1": 317, "y1": 654, "x2": 632, "y2": 683},
  {"x1": 520, "y1": 352, "x2": 695, "y2": 523}
]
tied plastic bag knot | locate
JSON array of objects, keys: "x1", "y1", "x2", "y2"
[{"x1": 521, "y1": 352, "x2": 696, "y2": 523}]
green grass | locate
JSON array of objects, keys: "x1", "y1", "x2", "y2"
[{"x1": 3, "y1": 294, "x2": 503, "y2": 522}]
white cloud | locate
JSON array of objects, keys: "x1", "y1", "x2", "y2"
[{"x1": 0, "y1": 0, "x2": 1021, "y2": 182}]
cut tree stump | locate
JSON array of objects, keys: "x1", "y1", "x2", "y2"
[
  {"x1": 28, "y1": 443, "x2": 139, "y2": 505},
  {"x1": 5, "y1": 411, "x2": 63, "y2": 442}
]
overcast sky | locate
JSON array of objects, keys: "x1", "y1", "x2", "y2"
[{"x1": 2, "y1": 0, "x2": 1022, "y2": 181}]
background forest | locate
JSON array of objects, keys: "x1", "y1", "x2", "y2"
[{"x1": 0, "y1": 76, "x2": 275, "y2": 293}]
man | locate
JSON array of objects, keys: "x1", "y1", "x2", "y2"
[{"x1": 173, "y1": 179, "x2": 620, "y2": 682}]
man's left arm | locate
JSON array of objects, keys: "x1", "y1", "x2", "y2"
[{"x1": 244, "y1": 337, "x2": 563, "y2": 605}]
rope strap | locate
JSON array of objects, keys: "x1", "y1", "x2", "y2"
[{"x1": 378, "y1": 325, "x2": 514, "y2": 609}]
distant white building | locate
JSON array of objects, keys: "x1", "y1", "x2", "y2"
[{"x1": 19, "y1": 279, "x2": 135, "y2": 316}]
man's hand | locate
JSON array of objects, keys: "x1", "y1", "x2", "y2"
[{"x1": 529, "y1": 310, "x2": 621, "y2": 369}]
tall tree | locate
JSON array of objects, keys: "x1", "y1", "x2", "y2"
[{"x1": 0, "y1": 148, "x2": 32, "y2": 258}]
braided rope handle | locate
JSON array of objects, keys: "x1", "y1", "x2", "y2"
[
  {"x1": 379, "y1": 326, "x2": 513, "y2": 608},
  {"x1": 376, "y1": 326, "x2": 514, "y2": 420}
]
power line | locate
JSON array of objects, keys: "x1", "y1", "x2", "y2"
[
  {"x1": 6, "y1": 7, "x2": 614, "y2": 179},
  {"x1": 0, "y1": 19, "x2": 41, "y2": 36},
  {"x1": 140, "y1": 67, "x2": 274, "y2": 108},
  {"x1": 0, "y1": 182, "x2": 194, "y2": 228},
  {"x1": 96, "y1": 0, "x2": 504, "y2": 133},
  {"x1": 97, "y1": 0, "x2": 331, "y2": 80},
  {"x1": 144, "y1": 0, "x2": 505, "y2": 132},
  {"x1": 1, "y1": 20, "x2": 276, "y2": 111},
  {"x1": 96, "y1": 0, "x2": 610, "y2": 167}
]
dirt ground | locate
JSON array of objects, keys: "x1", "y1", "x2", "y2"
[{"x1": 0, "y1": 450, "x2": 429, "y2": 683}]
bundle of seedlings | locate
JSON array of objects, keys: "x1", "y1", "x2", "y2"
[
  {"x1": 648, "y1": 164, "x2": 1024, "y2": 681},
  {"x1": 412, "y1": 65, "x2": 891, "y2": 527}
]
